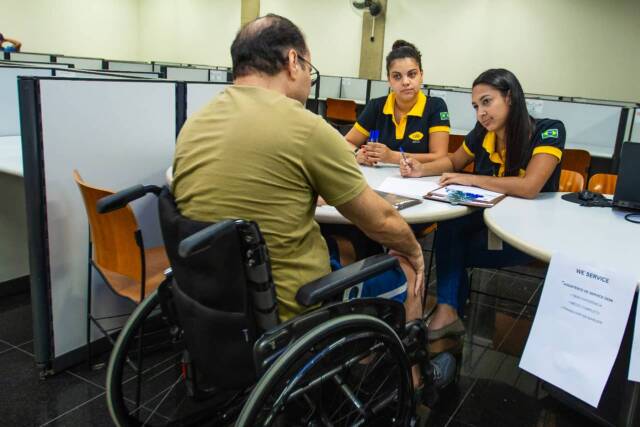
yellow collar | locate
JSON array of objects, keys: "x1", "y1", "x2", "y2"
[
  {"x1": 482, "y1": 131, "x2": 508, "y2": 176},
  {"x1": 382, "y1": 91, "x2": 427, "y2": 117}
]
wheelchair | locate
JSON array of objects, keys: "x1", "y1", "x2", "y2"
[{"x1": 101, "y1": 185, "x2": 443, "y2": 426}]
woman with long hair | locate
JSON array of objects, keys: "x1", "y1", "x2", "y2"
[{"x1": 401, "y1": 68, "x2": 565, "y2": 339}]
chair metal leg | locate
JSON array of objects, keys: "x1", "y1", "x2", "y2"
[
  {"x1": 422, "y1": 229, "x2": 437, "y2": 310},
  {"x1": 86, "y1": 238, "x2": 93, "y2": 367}
]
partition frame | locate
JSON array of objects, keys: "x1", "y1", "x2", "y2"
[{"x1": 18, "y1": 76, "x2": 182, "y2": 374}]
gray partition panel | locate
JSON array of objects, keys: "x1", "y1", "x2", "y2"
[
  {"x1": 370, "y1": 80, "x2": 390, "y2": 100},
  {"x1": 58, "y1": 57, "x2": 103, "y2": 70},
  {"x1": 8, "y1": 52, "x2": 52, "y2": 62},
  {"x1": 0, "y1": 67, "x2": 52, "y2": 136},
  {"x1": 186, "y1": 83, "x2": 228, "y2": 117},
  {"x1": 429, "y1": 89, "x2": 475, "y2": 134},
  {"x1": 34, "y1": 79, "x2": 176, "y2": 363},
  {"x1": 166, "y1": 67, "x2": 209, "y2": 82},
  {"x1": 528, "y1": 100, "x2": 621, "y2": 158},
  {"x1": 107, "y1": 61, "x2": 153, "y2": 72},
  {"x1": 209, "y1": 70, "x2": 228, "y2": 82},
  {"x1": 632, "y1": 109, "x2": 640, "y2": 143},
  {"x1": 319, "y1": 76, "x2": 341, "y2": 99},
  {"x1": 341, "y1": 77, "x2": 367, "y2": 102}
]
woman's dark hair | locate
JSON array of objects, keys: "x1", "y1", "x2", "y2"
[
  {"x1": 385, "y1": 40, "x2": 422, "y2": 75},
  {"x1": 473, "y1": 68, "x2": 533, "y2": 177},
  {"x1": 231, "y1": 14, "x2": 308, "y2": 79}
]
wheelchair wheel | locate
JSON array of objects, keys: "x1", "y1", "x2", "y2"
[
  {"x1": 236, "y1": 314, "x2": 414, "y2": 426},
  {"x1": 106, "y1": 289, "x2": 244, "y2": 427}
]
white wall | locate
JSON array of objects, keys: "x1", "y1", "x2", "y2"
[
  {"x1": 384, "y1": 0, "x2": 640, "y2": 102},
  {"x1": 137, "y1": 0, "x2": 240, "y2": 66},
  {"x1": 0, "y1": 0, "x2": 139, "y2": 61},
  {"x1": 260, "y1": 0, "x2": 362, "y2": 78}
]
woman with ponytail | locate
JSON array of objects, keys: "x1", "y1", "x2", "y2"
[
  {"x1": 345, "y1": 40, "x2": 450, "y2": 165},
  {"x1": 400, "y1": 68, "x2": 565, "y2": 340}
]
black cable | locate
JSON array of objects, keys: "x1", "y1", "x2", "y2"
[{"x1": 625, "y1": 213, "x2": 640, "y2": 224}]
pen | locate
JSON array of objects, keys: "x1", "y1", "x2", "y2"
[
  {"x1": 399, "y1": 147, "x2": 408, "y2": 163},
  {"x1": 463, "y1": 192, "x2": 482, "y2": 199}
]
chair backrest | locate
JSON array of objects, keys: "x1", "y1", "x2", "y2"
[
  {"x1": 559, "y1": 169, "x2": 585, "y2": 192},
  {"x1": 73, "y1": 170, "x2": 142, "y2": 281},
  {"x1": 326, "y1": 97, "x2": 357, "y2": 122},
  {"x1": 588, "y1": 173, "x2": 618, "y2": 194},
  {"x1": 448, "y1": 134, "x2": 464, "y2": 153},
  {"x1": 562, "y1": 149, "x2": 591, "y2": 182},
  {"x1": 158, "y1": 187, "x2": 276, "y2": 389}
]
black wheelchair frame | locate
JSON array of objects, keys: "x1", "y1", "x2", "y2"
[{"x1": 100, "y1": 185, "x2": 438, "y2": 426}]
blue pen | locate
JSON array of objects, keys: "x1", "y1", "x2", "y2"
[
  {"x1": 463, "y1": 192, "x2": 483, "y2": 199},
  {"x1": 399, "y1": 147, "x2": 408, "y2": 163}
]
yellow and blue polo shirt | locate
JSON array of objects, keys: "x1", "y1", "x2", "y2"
[
  {"x1": 353, "y1": 91, "x2": 450, "y2": 153},
  {"x1": 462, "y1": 118, "x2": 565, "y2": 192}
]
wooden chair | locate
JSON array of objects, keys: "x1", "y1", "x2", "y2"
[
  {"x1": 73, "y1": 170, "x2": 169, "y2": 366},
  {"x1": 588, "y1": 173, "x2": 618, "y2": 194},
  {"x1": 325, "y1": 98, "x2": 357, "y2": 124},
  {"x1": 559, "y1": 169, "x2": 585, "y2": 192},
  {"x1": 562, "y1": 149, "x2": 591, "y2": 182},
  {"x1": 448, "y1": 134, "x2": 474, "y2": 173}
]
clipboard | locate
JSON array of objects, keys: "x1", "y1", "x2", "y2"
[
  {"x1": 375, "y1": 190, "x2": 422, "y2": 210},
  {"x1": 424, "y1": 185, "x2": 507, "y2": 208}
]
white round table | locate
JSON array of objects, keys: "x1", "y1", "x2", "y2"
[
  {"x1": 315, "y1": 165, "x2": 473, "y2": 224},
  {"x1": 483, "y1": 192, "x2": 640, "y2": 283}
]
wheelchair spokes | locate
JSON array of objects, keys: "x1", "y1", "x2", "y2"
[{"x1": 237, "y1": 314, "x2": 413, "y2": 427}]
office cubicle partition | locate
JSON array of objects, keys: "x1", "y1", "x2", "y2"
[
  {"x1": 341, "y1": 77, "x2": 367, "y2": 103},
  {"x1": 318, "y1": 75, "x2": 341, "y2": 99},
  {"x1": 164, "y1": 66, "x2": 209, "y2": 82},
  {"x1": 0, "y1": 66, "x2": 53, "y2": 136},
  {"x1": 631, "y1": 108, "x2": 640, "y2": 143},
  {"x1": 54, "y1": 69, "x2": 160, "y2": 79},
  {"x1": 209, "y1": 69, "x2": 229, "y2": 82},
  {"x1": 185, "y1": 82, "x2": 230, "y2": 118},
  {"x1": 56, "y1": 56, "x2": 104, "y2": 70},
  {"x1": 104, "y1": 60, "x2": 154, "y2": 73},
  {"x1": 18, "y1": 77, "x2": 179, "y2": 373},
  {"x1": 369, "y1": 80, "x2": 390, "y2": 100},
  {"x1": 5, "y1": 52, "x2": 55, "y2": 63}
]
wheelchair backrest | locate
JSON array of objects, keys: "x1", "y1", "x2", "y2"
[{"x1": 158, "y1": 187, "x2": 277, "y2": 389}]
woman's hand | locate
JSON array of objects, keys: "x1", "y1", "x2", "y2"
[
  {"x1": 439, "y1": 172, "x2": 477, "y2": 186},
  {"x1": 366, "y1": 143, "x2": 396, "y2": 164},
  {"x1": 399, "y1": 157, "x2": 423, "y2": 178},
  {"x1": 356, "y1": 145, "x2": 377, "y2": 166}
]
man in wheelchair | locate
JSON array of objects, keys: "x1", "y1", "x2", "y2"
[{"x1": 104, "y1": 14, "x2": 455, "y2": 427}]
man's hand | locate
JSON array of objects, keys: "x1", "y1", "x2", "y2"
[
  {"x1": 439, "y1": 172, "x2": 476, "y2": 187},
  {"x1": 399, "y1": 157, "x2": 424, "y2": 178},
  {"x1": 389, "y1": 249, "x2": 425, "y2": 299}
]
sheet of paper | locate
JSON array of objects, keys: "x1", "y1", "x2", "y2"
[
  {"x1": 629, "y1": 299, "x2": 640, "y2": 382},
  {"x1": 429, "y1": 184, "x2": 502, "y2": 202},
  {"x1": 519, "y1": 253, "x2": 637, "y2": 407},
  {"x1": 377, "y1": 177, "x2": 440, "y2": 199}
]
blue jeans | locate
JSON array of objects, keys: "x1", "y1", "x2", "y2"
[
  {"x1": 435, "y1": 210, "x2": 534, "y2": 312},
  {"x1": 325, "y1": 235, "x2": 407, "y2": 303}
]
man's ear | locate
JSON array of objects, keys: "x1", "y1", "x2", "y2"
[{"x1": 285, "y1": 48, "x2": 298, "y2": 79}]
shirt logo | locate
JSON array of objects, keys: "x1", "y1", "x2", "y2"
[
  {"x1": 408, "y1": 131, "x2": 424, "y2": 141},
  {"x1": 440, "y1": 112, "x2": 449, "y2": 120},
  {"x1": 541, "y1": 129, "x2": 559, "y2": 139}
]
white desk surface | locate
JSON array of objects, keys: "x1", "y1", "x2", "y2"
[
  {"x1": 316, "y1": 165, "x2": 472, "y2": 224},
  {"x1": 484, "y1": 192, "x2": 640, "y2": 283},
  {"x1": 0, "y1": 135, "x2": 23, "y2": 176}
]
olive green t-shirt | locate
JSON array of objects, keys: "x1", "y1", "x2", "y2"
[{"x1": 172, "y1": 85, "x2": 367, "y2": 320}]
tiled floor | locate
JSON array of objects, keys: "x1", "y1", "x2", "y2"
[{"x1": 0, "y1": 263, "x2": 611, "y2": 426}]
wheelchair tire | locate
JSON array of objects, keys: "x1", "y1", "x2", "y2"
[
  {"x1": 236, "y1": 314, "x2": 414, "y2": 427},
  {"x1": 107, "y1": 289, "x2": 243, "y2": 427}
]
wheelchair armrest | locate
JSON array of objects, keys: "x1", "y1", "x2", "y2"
[
  {"x1": 97, "y1": 184, "x2": 163, "y2": 213},
  {"x1": 295, "y1": 254, "x2": 399, "y2": 307}
]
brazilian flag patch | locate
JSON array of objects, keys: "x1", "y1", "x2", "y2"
[
  {"x1": 541, "y1": 129, "x2": 559, "y2": 139},
  {"x1": 440, "y1": 112, "x2": 450, "y2": 120}
]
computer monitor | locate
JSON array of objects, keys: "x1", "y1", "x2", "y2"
[{"x1": 613, "y1": 143, "x2": 640, "y2": 210}]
